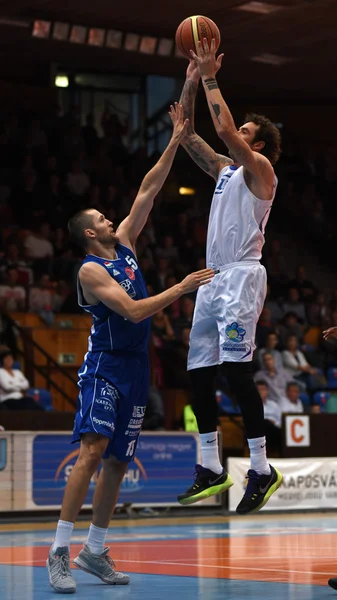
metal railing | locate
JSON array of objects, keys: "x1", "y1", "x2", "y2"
[{"x1": 8, "y1": 317, "x2": 77, "y2": 409}]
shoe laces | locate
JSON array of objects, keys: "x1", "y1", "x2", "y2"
[
  {"x1": 104, "y1": 555, "x2": 116, "y2": 569},
  {"x1": 57, "y1": 553, "x2": 71, "y2": 578}
]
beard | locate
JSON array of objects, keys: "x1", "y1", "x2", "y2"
[{"x1": 100, "y1": 230, "x2": 119, "y2": 246}]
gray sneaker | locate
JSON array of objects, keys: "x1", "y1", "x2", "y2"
[
  {"x1": 73, "y1": 544, "x2": 130, "y2": 585},
  {"x1": 46, "y1": 546, "x2": 76, "y2": 594}
]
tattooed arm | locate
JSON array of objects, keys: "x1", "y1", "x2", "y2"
[
  {"x1": 178, "y1": 61, "x2": 232, "y2": 181},
  {"x1": 191, "y1": 40, "x2": 274, "y2": 188}
]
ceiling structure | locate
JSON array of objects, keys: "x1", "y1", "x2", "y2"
[{"x1": 0, "y1": 0, "x2": 335, "y2": 101}]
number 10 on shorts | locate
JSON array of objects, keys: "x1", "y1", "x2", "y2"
[{"x1": 126, "y1": 440, "x2": 136, "y2": 456}]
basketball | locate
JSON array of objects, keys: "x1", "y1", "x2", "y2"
[{"x1": 175, "y1": 15, "x2": 221, "y2": 59}]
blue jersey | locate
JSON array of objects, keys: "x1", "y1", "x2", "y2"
[{"x1": 77, "y1": 243, "x2": 150, "y2": 354}]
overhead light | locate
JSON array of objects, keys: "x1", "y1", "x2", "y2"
[
  {"x1": 157, "y1": 38, "x2": 174, "y2": 56},
  {"x1": 32, "y1": 20, "x2": 51, "y2": 38},
  {"x1": 251, "y1": 53, "x2": 291, "y2": 65},
  {"x1": 179, "y1": 187, "x2": 196, "y2": 195},
  {"x1": 106, "y1": 29, "x2": 123, "y2": 48},
  {"x1": 236, "y1": 1, "x2": 283, "y2": 13},
  {"x1": 53, "y1": 22, "x2": 70, "y2": 41},
  {"x1": 139, "y1": 36, "x2": 157, "y2": 54},
  {"x1": 124, "y1": 33, "x2": 140, "y2": 51},
  {"x1": 88, "y1": 28, "x2": 105, "y2": 47},
  {"x1": 55, "y1": 75, "x2": 69, "y2": 88},
  {"x1": 69, "y1": 25, "x2": 87, "y2": 44}
]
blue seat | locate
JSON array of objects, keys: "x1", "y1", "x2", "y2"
[
  {"x1": 299, "y1": 392, "x2": 310, "y2": 407},
  {"x1": 327, "y1": 367, "x2": 337, "y2": 389},
  {"x1": 27, "y1": 388, "x2": 53, "y2": 411},
  {"x1": 313, "y1": 391, "x2": 331, "y2": 412}
]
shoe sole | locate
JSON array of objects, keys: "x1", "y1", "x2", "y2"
[
  {"x1": 73, "y1": 557, "x2": 130, "y2": 585},
  {"x1": 328, "y1": 578, "x2": 337, "y2": 590},
  {"x1": 178, "y1": 475, "x2": 234, "y2": 506},
  {"x1": 46, "y1": 558, "x2": 76, "y2": 594},
  {"x1": 253, "y1": 468, "x2": 283, "y2": 513}
]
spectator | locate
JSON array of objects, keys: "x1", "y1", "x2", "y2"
[
  {"x1": 255, "y1": 307, "x2": 274, "y2": 348},
  {"x1": 81, "y1": 113, "x2": 98, "y2": 155},
  {"x1": 156, "y1": 235, "x2": 179, "y2": 261},
  {"x1": 0, "y1": 267, "x2": 26, "y2": 312},
  {"x1": 307, "y1": 292, "x2": 330, "y2": 327},
  {"x1": 278, "y1": 312, "x2": 304, "y2": 347},
  {"x1": 28, "y1": 273, "x2": 54, "y2": 325},
  {"x1": 52, "y1": 280, "x2": 71, "y2": 313},
  {"x1": 280, "y1": 382, "x2": 304, "y2": 414},
  {"x1": 255, "y1": 380, "x2": 282, "y2": 451},
  {"x1": 254, "y1": 352, "x2": 293, "y2": 402},
  {"x1": 288, "y1": 265, "x2": 316, "y2": 300},
  {"x1": 264, "y1": 238, "x2": 289, "y2": 297},
  {"x1": 282, "y1": 335, "x2": 322, "y2": 391},
  {"x1": 0, "y1": 351, "x2": 44, "y2": 410},
  {"x1": 173, "y1": 296, "x2": 195, "y2": 338},
  {"x1": 66, "y1": 160, "x2": 90, "y2": 197},
  {"x1": 24, "y1": 222, "x2": 54, "y2": 260},
  {"x1": 0, "y1": 242, "x2": 33, "y2": 285},
  {"x1": 283, "y1": 288, "x2": 306, "y2": 323},
  {"x1": 257, "y1": 331, "x2": 283, "y2": 371},
  {"x1": 142, "y1": 387, "x2": 165, "y2": 430},
  {"x1": 151, "y1": 310, "x2": 175, "y2": 348},
  {"x1": 264, "y1": 284, "x2": 284, "y2": 324},
  {"x1": 156, "y1": 257, "x2": 171, "y2": 292}
]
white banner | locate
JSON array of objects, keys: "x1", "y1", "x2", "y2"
[
  {"x1": 228, "y1": 457, "x2": 337, "y2": 511},
  {"x1": 0, "y1": 433, "x2": 12, "y2": 511}
]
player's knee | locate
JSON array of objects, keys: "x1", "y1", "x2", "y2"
[
  {"x1": 103, "y1": 454, "x2": 128, "y2": 474},
  {"x1": 78, "y1": 434, "x2": 108, "y2": 472}
]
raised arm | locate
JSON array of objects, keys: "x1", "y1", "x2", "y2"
[
  {"x1": 191, "y1": 40, "x2": 274, "y2": 188},
  {"x1": 79, "y1": 262, "x2": 215, "y2": 324},
  {"x1": 117, "y1": 104, "x2": 188, "y2": 250},
  {"x1": 176, "y1": 60, "x2": 232, "y2": 181}
]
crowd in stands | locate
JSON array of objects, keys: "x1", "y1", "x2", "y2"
[{"x1": 0, "y1": 104, "x2": 337, "y2": 427}]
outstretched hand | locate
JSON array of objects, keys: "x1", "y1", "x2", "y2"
[
  {"x1": 186, "y1": 59, "x2": 200, "y2": 82},
  {"x1": 190, "y1": 38, "x2": 224, "y2": 78},
  {"x1": 168, "y1": 103, "x2": 189, "y2": 142},
  {"x1": 323, "y1": 327, "x2": 337, "y2": 341}
]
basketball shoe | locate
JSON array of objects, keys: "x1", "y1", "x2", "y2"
[
  {"x1": 236, "y1": 464, "x2": 283, "y2": 514},
  {"x1": 177, "y1": 464, "x2": 233, "y2": 505},
  {"x1": 46, "y1": 546, "x2": 76, "y2": 594},
  {"x1": 73, "y1": 544, "x2": 130, "y2": 584}
]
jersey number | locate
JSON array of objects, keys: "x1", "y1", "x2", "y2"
[{"x1": 125, "y1": 255, "x2": 138, "y2": 271}]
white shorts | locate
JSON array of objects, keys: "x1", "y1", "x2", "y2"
[{"x1": 187, "y1": 261, "x2": 267, "y2": 370}]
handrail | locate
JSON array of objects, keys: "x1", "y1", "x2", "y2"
[{"x1": 8, "y1": 316, "x2": 78, "y2": 409}]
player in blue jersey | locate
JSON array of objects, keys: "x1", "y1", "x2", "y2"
[{"x1": 47, "y1": 103, "x2": 215, "y2": 594}]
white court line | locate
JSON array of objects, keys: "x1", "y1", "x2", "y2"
[{"x1": 4, "y1": 557, "x2": 334, "y2": 576}]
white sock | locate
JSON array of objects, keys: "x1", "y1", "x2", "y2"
[
  {"x1": 248, "y1": 436, "x2": 271, "y2": 475},
  {"x1": 86, "y1": 524, "x2": 108, "y2": 555},
  {"x1": 199, "y1": 432, "x2": 223, "y2": 474},
  {"x1": 52, "y1": 520, "x2": 74, "y2": 551}
]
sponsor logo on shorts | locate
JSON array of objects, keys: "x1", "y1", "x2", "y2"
[
  {"x1": 222, "y1": 343, "x2": 252, "y2": 359},
  {"x1": 101, "y1": 383, "x2": 119, "y2": 401},
  {"x1": 127, "y1": 418, "x2": 143, "y2": 429},
  {"x1": 93, "y1": 416, "x2": 115, "y2": 431},
  {"x1": 133, "y1": 406, "x2": 146, "y2": 418},
  {"x1": 125, "y1": 267, "x2": 135, "y2": 280},
  {"x1": 119, "y1": 279, "x2": 136, "y2": 298},
  {"x1": 95, "y1": 398, "x2": 113, "y2": 412},
  {"x1": 125, "y1": 429, "x2": 140, "y2": 437},
  {"x1": 225, "y1": 322, "x2": 246, "y2": 343}
]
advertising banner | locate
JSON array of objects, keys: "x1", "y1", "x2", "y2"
[
  {"x1": 32, "y1": 431, "x2": 216, "y2": 508},
  {"x1": 228, "y1": 457, "x2": 337, "y2": 511}
]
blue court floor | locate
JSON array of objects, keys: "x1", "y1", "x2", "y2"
[{"x1": 0, "y1": 512, "x2": 336, "y2": 599}]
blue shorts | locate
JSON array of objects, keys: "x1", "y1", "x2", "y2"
[{"x1": 72, "y1": 351, "x2": 149, "y2": 462}]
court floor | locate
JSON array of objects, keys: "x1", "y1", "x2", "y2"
[{"x1": 0, "y1": 512, "x2": 336, "y2": 599}]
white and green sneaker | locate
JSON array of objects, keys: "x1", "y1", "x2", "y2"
[
  {"x1": 46, "y1": 546, "x2": 76, "y2": 594},
  {"x1": 73, "y1": 544, "x2": 130, "y2": 585}
]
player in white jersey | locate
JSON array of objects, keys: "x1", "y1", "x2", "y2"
[{"x1": 170, "y1": 38, "x2": 283, "y2": 514}]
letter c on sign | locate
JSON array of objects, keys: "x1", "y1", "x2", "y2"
[{"x1": 291, "y1": 418, "x2": 304, "y2": 443}]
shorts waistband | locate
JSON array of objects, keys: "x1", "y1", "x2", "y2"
[{"x1": 210, "y1": 260, "x2": 261, "y2": 273}]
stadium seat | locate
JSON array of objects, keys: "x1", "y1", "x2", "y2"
[
  {"x1": 27, "y1": 388, "x2": 53, "y2": 411},
  {"x1": 313, "y1": 391, "x2": 331, "y2": 412},
  {"x1": 299, "y1": 392, "x2": 310, "y2": 407},
  {"x1": 326, "y1": 367, "x2": 337, "y2": 389}
]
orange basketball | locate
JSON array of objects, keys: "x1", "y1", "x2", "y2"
[{"x1": 175, "y1": 15, "x2": 221, "y2": 59}]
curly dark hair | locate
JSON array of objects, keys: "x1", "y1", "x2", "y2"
[{"x1": 244, "y1": 112, "x2": 282, "y2": 165}]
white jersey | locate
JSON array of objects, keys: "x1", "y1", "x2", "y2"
[{"x1": 206, "y1": 165, "x2": 277, "y2": 268}]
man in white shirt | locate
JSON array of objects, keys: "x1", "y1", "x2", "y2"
[
  {"x1": 254, "y1": 352, "x2": 293, "y2": 402},
  {"x1": 0, "y1": 267, "x2": 26, "y2": 312},
  {"x1": 24, "y1": 222, "x2": 54, "y2": 260},
  {"x1": 280, "y1": 382, "x2": 304, "y2": 414},
  {"x1": 255, "y1": 380, "x2": 282, "y2": 452}
]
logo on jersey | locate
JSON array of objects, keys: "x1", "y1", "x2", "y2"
[
  {"x1": 125, "y1": 267, "x2": 135, "y2": 280},
  {"x1": 101, "y1": 383, "x2": 119, "y2": 401},
  {"x1": 119, "y1": 279, "x2": 136, "y2": 298},
  {"x1": 104, "y1": 261, "x2": 113, "y2": 267},
  {"x1": 113, "y1": 269, "x2": 120, "y2": 276},
  {"x1": 225, "y1": 322, "x2": 246, "y2": 343}
]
